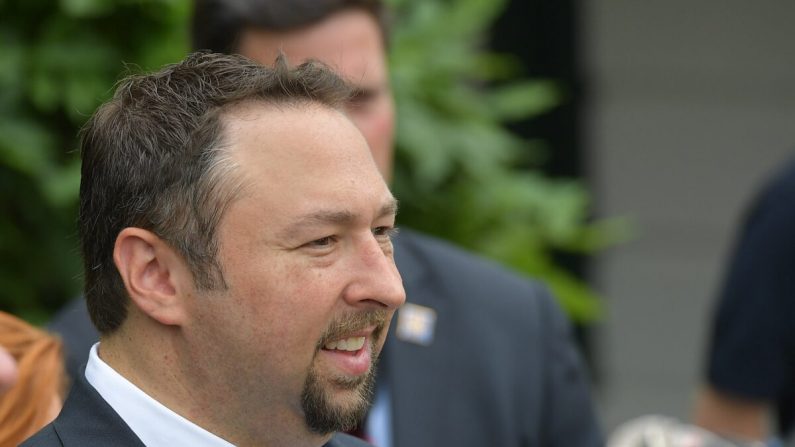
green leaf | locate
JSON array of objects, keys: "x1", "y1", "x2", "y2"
[
  {"x1": 0, "y1": 0, "x2": 192, "y2": 318},
  {"x1": 59, "y1": 0, "x2": 113, "y2": 17},
  {"x1": 388, "y1": 0, "x2": 630, "y2": 322},
  {"x1": 64, "y1": 73, "x2": 109, "y2": 121},
  {"x1": 0, "y1": 118, "x2": 56, "y2": 176},
  {"x1": 0, "y1": 36, "x2": 24, "y2": 88},
  {"x1": 40, "y1": 158, "x2": 81, "y2": 208},
  {"x1": 487, "y1": 80, "x2": 562, "y2": 121},
  {"x1": 29, "y1": 71, "x2": 61, "y2": 112}
]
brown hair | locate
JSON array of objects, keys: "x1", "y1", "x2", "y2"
[
  {"x1": 79, "y1": 52, "x2": 352, "y2": 334},
  {"x1": 0, "y1": 312, "x2": 65, "y2": 446},
  {"x1": 191, "y1": 0, "x2": 388, "y2": 54}
]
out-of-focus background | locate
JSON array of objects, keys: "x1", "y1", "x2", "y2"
[
  {"x1": 586, "y1": 1, "x2": 795, "y2": 429},
  {"x1": 2, "y1": 0, "x2": 795, "y2": 435}
]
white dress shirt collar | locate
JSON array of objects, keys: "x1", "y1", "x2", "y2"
[{"x1": 85, "y1": 342, "x2": 235, "y2": 447}]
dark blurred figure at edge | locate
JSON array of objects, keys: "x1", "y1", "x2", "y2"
[
  {"x1": 694, "y1": 156, "x2": 795, "y2": 445},
  {"x1": 49, "y1": 1, "x2": 603, "y2": 446}
]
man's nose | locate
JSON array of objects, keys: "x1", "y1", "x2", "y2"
[{"x1": 342, "y1": 236, "x2": 406, "y2": 309}]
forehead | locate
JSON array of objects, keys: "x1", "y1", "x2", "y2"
[
  {"x1": 222, "y1": 102, "x2": 363, "y2": 170},
  {"x1": 238, "y1": 9, "x2": 387, "y2": 86},
  {"x1": 219, "y1": 102, "x2": 391, "y2": 216}
]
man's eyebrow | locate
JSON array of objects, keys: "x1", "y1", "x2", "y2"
[
  {"x1": 349, "y1": 86, "x2": 377, "y2": 99},
  {"x1": 378, "y1": 197, "x2": 399, "y2": 219},
  {"x1": 279, "y1": 197, "x2": 399, "y2": 239}
]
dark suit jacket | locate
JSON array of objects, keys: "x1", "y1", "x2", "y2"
[
  {"x1": 21, "y1": 371, "x2": 371, "y2": 447},
  {"x1": 384, "y1": 230, "x2": 602, "y2": 447},
  {"x1": 48, "y1": 229, "x2": 602, "y2": 447}
]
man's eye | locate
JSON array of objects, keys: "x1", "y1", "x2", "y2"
[
  {"x1": 373, "y1": 226, "x2": 398, "y2": 239},
  {"x1": 306, "y1": 236, "x2": 335, "y2": 248}
]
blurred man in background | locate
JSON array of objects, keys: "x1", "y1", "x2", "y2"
[{"x1": 694, "y1": 158, "x2": 795, "y2": 445}]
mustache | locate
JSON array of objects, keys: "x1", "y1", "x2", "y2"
[{"x1": 316, "y1": 309, "x2": 390, "y2": 349}]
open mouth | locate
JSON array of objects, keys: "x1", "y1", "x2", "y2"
[
  {"x1": 323, "y1": 336, "x2": 366, "y2": 353},
  {"x1": 319, "y1": 331, "x2": 376, "y2": 377},
  {"x1": 316, "y1": 311, "x2": 388, "y2": 377}
]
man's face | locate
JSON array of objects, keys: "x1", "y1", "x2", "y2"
[
  {"x1": 184, "y1": 103, "x2": 405, "y2": 435},
  {"x1": 239, "y1": 9, "x2": 395, "y2": 181}
]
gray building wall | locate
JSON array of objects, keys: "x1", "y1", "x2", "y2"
[{"x1": 584, "y1": 1, "x2": 795, "y2": 430}]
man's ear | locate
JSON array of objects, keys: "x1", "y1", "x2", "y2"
[{"x1": 113, "y1": 227, "x2": 190, "y2": 327}]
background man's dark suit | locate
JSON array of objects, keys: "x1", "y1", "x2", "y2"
[
  {"x1": 50, "y1": 229, "x2": 602, "y2": 447},
  {"x1": 21, "y1": 372, "x2": 371, "y2": 447}
]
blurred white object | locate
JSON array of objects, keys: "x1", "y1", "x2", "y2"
[{"x1": 608, "y1": 415, "x2": 769, "y2": 447}]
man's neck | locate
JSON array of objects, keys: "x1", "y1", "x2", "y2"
[{"x1": 99, "y1": 330, "x2": 331, "y2": 447}]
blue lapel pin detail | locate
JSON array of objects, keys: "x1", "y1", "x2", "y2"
[{"x1": 395, "y1": 303, "x2": 437, "y2": 346}]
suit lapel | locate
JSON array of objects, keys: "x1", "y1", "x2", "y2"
[
  {"x1": 386, "y1": 231, "x2": 454, "y2": 447},
  {"x1": 53, "y1": 373, "x2": 145, "y2": 447}
]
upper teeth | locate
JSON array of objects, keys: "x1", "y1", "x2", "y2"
[{"x1": 324, "y1": 336, "x2": 366, "y2": 351}]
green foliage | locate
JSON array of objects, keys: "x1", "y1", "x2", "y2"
[
  {"x1": 388, "y1": 0, "x2": 628, "y2": 322},
  {"x1": 0, "y1": 0, "x2": 190, "y2": 322},
  {"x1": 0, "y1": 0, "x2": 625, "y2": 324}
]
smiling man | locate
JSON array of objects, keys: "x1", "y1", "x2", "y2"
[
  {"x1": 22, "y1": 52, "x2": 405, "y2": 447},
  {"x1": 193, "y1": 2, "x2": 604, "y2": 447},
  {"x1": 46, "y1": 1, "x2": 603, "y2": 446}
]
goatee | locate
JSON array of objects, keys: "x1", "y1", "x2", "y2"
[{"x1": 301, "y1": 310, "x2": 387, "y2": 434}]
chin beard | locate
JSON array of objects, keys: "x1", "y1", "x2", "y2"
[
  {"x1": 302, "y1": 309, "x2": 387, "y2": 434},
  {"x1": 300, "y1": 357, "x2": 378, "y2": 435}
]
